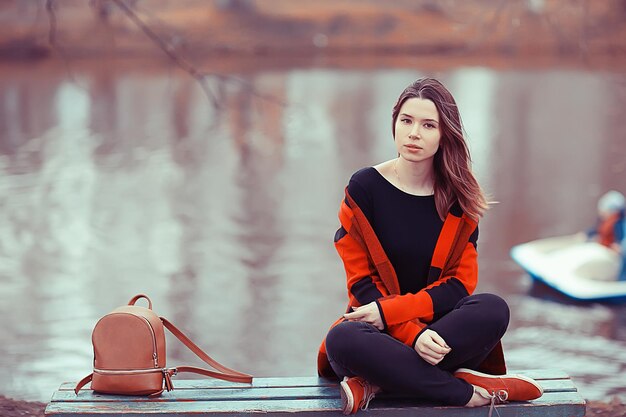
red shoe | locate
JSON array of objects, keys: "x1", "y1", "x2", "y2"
[
  {"x1": 339, "y1": 376, "x2": 377, "y2": 415},
  {"x1": 454, "y1": 368, "x2": 544, "y2": 402}
]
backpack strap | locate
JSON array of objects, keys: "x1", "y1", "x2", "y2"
[
  {"x1": 160, "y1": 317, "x2": 253, "y2": 383},
  {"x1": 74, "y1": 373, "x2": 93, "y2": 395}
]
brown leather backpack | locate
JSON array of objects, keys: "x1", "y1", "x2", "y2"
[{"x1": 74, "y1": 294, "x2": 252, "y2": 396}]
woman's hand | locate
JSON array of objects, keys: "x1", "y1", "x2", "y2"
[
  {"x1": 343, "y1": 302, "x2": 384, "y2": 330},
  {"x1": 414, "y1": 329, "x2": 451, "y2": 365}
]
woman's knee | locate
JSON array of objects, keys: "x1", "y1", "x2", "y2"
[
  {"x1": 325, "y1": 321, "x2": 370, "y2": 359},
  {"x1": 475, "y1": 293, "x2": 510, "y2": 333},
  {"x1": 459, "y1": 293, "x2": 510, "y2": 335}
]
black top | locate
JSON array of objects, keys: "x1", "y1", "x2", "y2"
[{"x1": 347, "y1": 167, "x2": 477, "y2": 294}]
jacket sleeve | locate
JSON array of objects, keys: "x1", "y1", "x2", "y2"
[
  {"x1": 387, "y1": 321, "x2": 426, "y2": 347},
  {"x1": 335, "y1": 180, "x2": 388, "y2": 306},
  {"x1": 334, "y1": 224, "x2": 388, "y2": 307},
  {"x1": 376, "y1": 238, "x2": 478, "y2": 327}
]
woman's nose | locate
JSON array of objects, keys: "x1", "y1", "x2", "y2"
[{"x1": 409, "y1": 125, "x2": 421, "y2": 138}]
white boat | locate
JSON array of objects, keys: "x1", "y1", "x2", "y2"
[{"x1": 510, "y1": 234, "x2": 626, "y2": 302}]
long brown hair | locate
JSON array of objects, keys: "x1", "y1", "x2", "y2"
[{"x1": 391, "y1": 78, "x2": 488, "y2": 221}]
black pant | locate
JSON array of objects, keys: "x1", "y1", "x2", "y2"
[{"x1": 325, "y1": 293, "x2": 510, "y2": 406}]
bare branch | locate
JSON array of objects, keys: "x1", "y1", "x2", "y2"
[
  {"x1": 43, "y1": 0, "x2": 287, "y2": 109},
  {"x1": 44, "y1": 0, "x2": 87, "y2": 90},
  {"x1": 111, "y1": 0, "x2": 219, "y2": 107},
  {"x1": 110, "y1": 0, "x2": 287, "y2": 108},
  {"x1": 225, "y1": 76, "x2": 289, "y2": 107},
  {"x1": 45, "y1": 0, "x2": 57, "y2": 45}
]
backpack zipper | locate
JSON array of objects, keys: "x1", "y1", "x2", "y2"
[
  {"x1": 139, "y1": 316, "x2": 159, "y2": 368},
  {"x1": 94, "y1": 367, "x2": 164, "y2": 375}
]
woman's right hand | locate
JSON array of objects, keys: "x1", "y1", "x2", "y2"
[{"x1": 414, "y1": 329, "x2": 451, "y2": 365}]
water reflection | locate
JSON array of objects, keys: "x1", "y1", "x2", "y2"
[
  {"x1": 506, "y1": 292, "x2": 626, "y2": 398},
  {"x1": 0, "y1": 60, "x2": 624, "y2": 402}
]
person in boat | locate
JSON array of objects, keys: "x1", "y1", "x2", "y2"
[
  {"x1": 587, "y1": 190, "x2": 625, "y2": 251},
  {"x1": 317, "y1": 78, "x2": 543, "y2": 415},
  {"x1": 617, "y1": 229, "x2": 626, "y2": 281},
  {"x1": 586, "y1": 191, "x2": 626, "y2": 281},
  {"x1": 620, "y1": 230, "x2": 626, "y2": 281}
]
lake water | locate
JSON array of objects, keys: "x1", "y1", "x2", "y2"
[{"x1": 0, "y1": 58, "x2": 624, "y2": 402}]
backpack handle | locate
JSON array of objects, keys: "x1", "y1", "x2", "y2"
[{"x1": 128, "y1": 294, "x2": 152, "y2": 310}]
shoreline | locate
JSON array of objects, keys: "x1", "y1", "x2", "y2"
[{"x1": 2, "y1": 1, "x2": 625, "y2": 64}]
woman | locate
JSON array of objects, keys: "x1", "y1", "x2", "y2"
[{"x1": 317, "y1": 78, "x2": 543, "y2": 414}]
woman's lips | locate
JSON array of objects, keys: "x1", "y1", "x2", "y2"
[{"x1": 404, "y1": 144, "x2": 422, "y2": 151}]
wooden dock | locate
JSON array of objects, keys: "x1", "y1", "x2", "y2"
[{"x1": 45, "y1": 369, "x2": 585, "y2": 416}]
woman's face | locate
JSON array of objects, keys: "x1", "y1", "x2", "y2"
[{"x1": 394, "y1": 97, "x2": 441, "y2": 164}]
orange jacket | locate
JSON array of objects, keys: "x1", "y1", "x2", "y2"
[{"x1": 317, "y1": 188, "x2": 506, "y2": 378}]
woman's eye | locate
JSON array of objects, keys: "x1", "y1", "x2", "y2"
[
  {"x1": 401, "y1": 118, "x2": 411, "y2": 124},
  {"x1": 424, "y1": 123, "x2": 436, "y2": 129}
]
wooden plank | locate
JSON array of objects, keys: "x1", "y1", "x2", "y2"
[
  {"x1": 539, "y1": 379, "x2": 578, "y2": 393},
  {"x1": 371, "y1": 391, "x2": 585, "y2": 407},
  {"x1": 58, "y1": 370, "x2": 569, "y2": 391},
  {"x1": 49, "y1": 391, "x2": 582, "y2": 407},
  {"x1": 378, "y1": 378, "x2": 577, "y2": 398},
  {"x1": 59, "y1": 377, "x2": 338, "y2": 391},
  {"x1": 52, "y1": 386, "x2": 340, "y2": 402},
  {"x1": 512, "y1": 369, "x2": 570, "y2": 380},
  {"x1": 51, "y1": 378, "x2": 578, "y2": 403},
  {"x1": 45, "y1": 391, "x2": 585, "y2": 416}
]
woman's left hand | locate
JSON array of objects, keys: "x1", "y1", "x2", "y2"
[{"x1": 343, "y1": 302, "x2": 384, "y2": 330}]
